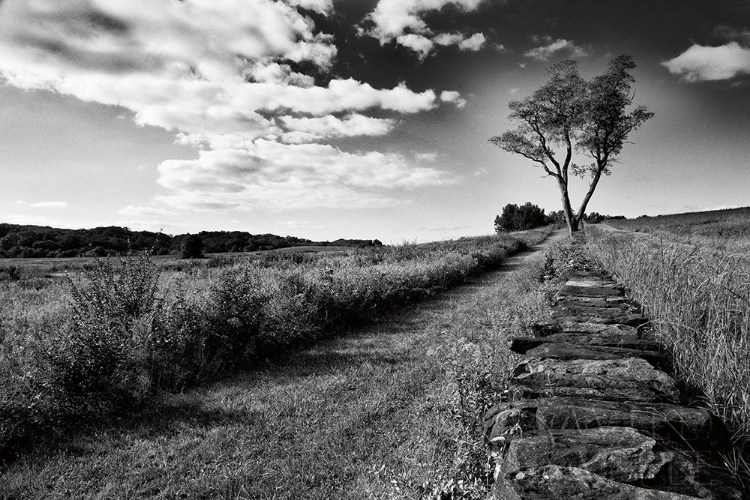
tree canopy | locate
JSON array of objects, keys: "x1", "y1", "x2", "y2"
[
  {"x1": 494, "y1": 202, "x2": 548, "y2": 232},
  {"x1": 489, "y1": 55, "x2": 653, "y2": 234}
]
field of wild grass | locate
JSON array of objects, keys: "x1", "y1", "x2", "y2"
[
  {"x1": 0, "y1": 230, "x2": 548, "y2": 463},
  {"x1": 604, "y1": 206, "x2": 750, "y2": 252},
  {"x1": 586, "y1": 223, "x2": 750, "y2": 456}
]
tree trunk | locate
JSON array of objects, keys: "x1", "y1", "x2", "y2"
[
  {"x1": 556, "y1": 178, "x2": 579, "y2": 236},
  {"x1": 575, "y1": 167, "x2": 604, "y2": 229}
]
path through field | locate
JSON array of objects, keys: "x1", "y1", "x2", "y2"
[{"x1": 1, "y1": 231, "x2": 566, "y2": 500}]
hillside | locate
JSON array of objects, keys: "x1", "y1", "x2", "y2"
[{"x1": 0, "y1": 223, "x2": 382, "y2": 258}]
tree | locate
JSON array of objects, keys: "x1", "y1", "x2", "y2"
[
  {"x1": 489, "y1": 55, "x2": 653, "y2": 235},
  {"x1": 494, "y1": 202, "x2": 548, "y2": 233},
  {"x1": 180, "y1": 234, "x2": 205, "y2": 259}
]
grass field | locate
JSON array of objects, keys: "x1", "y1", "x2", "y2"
[
  {"x1": 0, "y1": 229, "x2": 551, "y2": 474},
  {"x1": 586, "y1": 215, "x2": 750, "y2": 486},
  {"x1": 0, "y1": 246, "x2": 356, "y2": 280},
  {"x1": 0, "y1": 229, "x2": 560, "y2": 499},
  {"x1": 604, "y1": 206, "x2": 750, "y2": 252}
]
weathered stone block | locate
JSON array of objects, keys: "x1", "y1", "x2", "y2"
[
  {"x1": 511, "y1": 331, "x2": 660, "y2": 353},
  {"x1": 523, "y1": 342, "x2": 666, "y2": 369},
  {"x1": 509, "y1": 357, "x2": 679, "y2": 403},
  {"x1": 531, "y1": 321, "x2": 643, "y2": 337},
  {"x1": 558, "y1": 284, "x2": 624, "y2": 298},
  {"x1": 492, "y1": 465, "x2": 709, "y2": 500},
  {"x1": 484, "y1": 398, "x2": 723, "y2": 451},
  {"x1": 549, "y1": 312, "x2": 649, "y2": 326},
  {"x1": 500, "y1": 427, "x2": 672, "y2": 483}
]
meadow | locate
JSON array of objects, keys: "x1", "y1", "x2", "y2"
[
  {"x1": 604, "y1": 206, "x2": 750, "y2": 252},
  {"x1": 0, "y1": 229, "x2": 550, "y2": 466},
  {"x1": 587, "y1": 214, "x2": 750, "y2": 482}
]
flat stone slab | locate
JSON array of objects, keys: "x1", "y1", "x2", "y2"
[
  {"x1": 554, "y1": 295, "x2": 629, "y2": 307},
  {"x1": 554, "y1": 302, "x2": 632, "y2": 315},
  {"x1": 558, "y1": 284, "x2": 624, "y2": 298},
  {"x1": 549, "y1": 313, "x2": 649, "y2": 326},
  {"x1": 500, "y1": 427, "x2": 674, "y2": 483},
  {"x1": 562, "y1": 270, "x2": 613, "y2": 280},
  {"x1": 564, "y1": 277, "x2": 619, "y2": 287},
  {"x1": 511, "y1": 331, "x2": 660, "y2": 353},
  {"x1": 493, "y1": 465, "x2": 710, "y2": 500},
  {"x1": 484, "y1": 397, "x2": 723, "y2": 450},
  {"x1": 509, "y1": 357, "x2": 679, "y2": 403},
  {"x1": 522, "y1": 343, "x2": 666, "y2": 369},
  {"x1": 532, "y1": 321, "x2": 641, "y2": 338}
]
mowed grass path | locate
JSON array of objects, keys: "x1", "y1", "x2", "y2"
[{"x1": 1, "y1": 233, "x2": 563, "y2": 500}]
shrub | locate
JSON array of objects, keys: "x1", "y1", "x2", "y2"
[
  {"x1": 54, "y1": 252, "x2": 160, "y2": 407},
  {"x1": 180, "y1": 234, "x2": 205, "y2": 259}
]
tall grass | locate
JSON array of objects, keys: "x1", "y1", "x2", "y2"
[
  {"x1": 585, "y1": 226, "x2": 750, "y2": 443},
  {"x1": 0, "y1": 230, "x2": 549, "y2": 461}
]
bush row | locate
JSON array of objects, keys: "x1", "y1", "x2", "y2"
[{"x1": 0, "y1": 231, "x2": 545, "y2": 459}]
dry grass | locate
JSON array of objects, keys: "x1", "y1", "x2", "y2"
[
  {"x1": 0, "y1": 232, "x2": 559, "y2": 499},
  {"x1": 586, "y1": 226, "x2": 750, "y2": 445}
]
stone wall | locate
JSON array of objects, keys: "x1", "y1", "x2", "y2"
[{"x1": 483, "y1": 270, "x2": 743, "y2": 499}]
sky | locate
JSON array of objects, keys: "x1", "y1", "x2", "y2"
[{"x1": 0, "y1": 0, "x2": 749, "y2": 243}]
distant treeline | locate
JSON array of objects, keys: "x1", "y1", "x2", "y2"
[
  {"x1": 494, "y1": 202, "x2": 625, "y2": 233},
  {"x1": 0, "y1": 223, "x2": 383, "y2": 258}
]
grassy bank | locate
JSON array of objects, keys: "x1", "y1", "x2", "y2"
[
  {"x1": 0, "y1": 230, "x2": 558, "y2": 499},
  {"x1": 585, "y1": 226, "x2": 750, "y2": 475},
  {"x1": 0, "y1": 229, "x2": 550, "y2": 463}
]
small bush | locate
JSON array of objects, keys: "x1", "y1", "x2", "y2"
[{"x1": 53, "y1": 252, "x2": 160, "y2": 406}]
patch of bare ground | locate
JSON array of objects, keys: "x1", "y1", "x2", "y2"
[{"x1": 0, "y1": 232, "x2": 566, "y2": 500}]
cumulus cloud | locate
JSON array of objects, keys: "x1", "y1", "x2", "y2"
[
  {"x1": 440, "y1": 90, "x2": 467, "y2": 108},
  {"x1": 0, "y1": 0, "x2": 462, "y2": 214},
  {"x1": 524, "y1": 37, "x2": 587, "y2": 61},
  {"x1": 458, "y1": 33, "x2": 486, "y2": 51},
  {"x1": 662, "y1": 42, "x2": 750, "y2": 81},
  {"x1": 364, "y1": 0, "x2": 487, "y2": 58},
  {"x1": 279, "y1": 114, "x2": 396, "y2": 143},
  {"x1": 156, "y1": 141, "x2": 455, "y2": 211},
  {"x1": 397, "y1": 34, "x2": 435, "y2": 59},
  {"x1": 285, "y1": 0, "x2": 334, "y2": 15}
]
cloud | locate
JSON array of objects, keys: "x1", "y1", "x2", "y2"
[
  {"x1": 364, "y1": 0, "x2": 487, "y2": 58},
  {"x1": 712, "y1": 26, "x2": 750, "y2": 45},
  {"x1": 285, "y1": 0, "x2": 334, "y2": 15},
  {"x1": 276, "y1": 220, "x2": 331, "y2": 230},
  {"x1": 458, "y1": 33, "x2": 486, "y2": 51},
  {"x1": 415, "y1": 152, "x2": 438, "y2": 162},
  {"x1": 397, "y1": 34, "x2": 435, "y2": 60},
  {"x1": 16, "y1": 200, "x2": 69, "y2": 208},
  {"x1": 0, "y1": 0, "x2": 463, "y2": 212},
  {"x1": 524, "y1": 37, "x2": 587, "y2": 61},
  {"x1": 440, "y1": 90, "x2": 467, "y2": 108},
  {"x1": 366, "y1": 0, "x2": 484, "y2": 42},
  {"x1": 3, "y1": 214, "x2": 59, "y2": 226},
  {"x1": 155, "y1": 140, "x2": 455, "y2": 212},
  {"x1": 279, "y1": 114, "x2": 396, "y2": 143},
  {"x1": 662, "y1": 42, "x2": 750, "y2": 81},
  {"x1": 118, "y1": 205, "x2": 178, "y2": 217}
]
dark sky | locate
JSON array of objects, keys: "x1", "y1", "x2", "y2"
[{"x1": 0, "y1": 0, "x2": 748, "y2": 240}]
